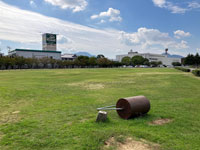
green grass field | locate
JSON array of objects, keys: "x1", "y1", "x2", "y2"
[{"x1": 0, "y1": 68, "x2": 200, "y2": 150}]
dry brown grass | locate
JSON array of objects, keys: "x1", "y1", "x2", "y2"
[
  {"x1": 103, "y1": 137, "x2": 160, "y2": 150},
  {"x1": 0, "y1": 111, "x2": 21, "y2": 125},
  {"x1": 149, "y1": 118, "x2": 172, "y2": 125},
  {"x1": 67, "y1": 82, "x2": 105, "y2": 90},
  {"x1": 119, "y1": 72, "x2": 186, "y2": 77}
]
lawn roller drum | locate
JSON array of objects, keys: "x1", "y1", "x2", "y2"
[{"x1": 97, "y1": 96, "x2": 150, "y2": 119}]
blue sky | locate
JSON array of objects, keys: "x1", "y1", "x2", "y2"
[{"x1": 0, "y1": 0, "x2": 200, "y2": 58}]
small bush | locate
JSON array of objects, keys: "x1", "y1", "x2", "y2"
[
  {"x1": 175, "y1": 67, "x2": 190, "y2": 72},
  {"x1": 192, "y1": 69, "x2": 200, "y2": 77},
  {"x1": 172, "y1": 62, "x2": 181, "y2": 66}
]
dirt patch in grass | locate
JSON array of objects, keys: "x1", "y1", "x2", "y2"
[
  {"x1": 103, "y1": 137, "x2": 160, "y2": 150},
  {"x1": 85, "y1": 83, "x2": 104, "y2": 90},
  {"x1": 104, "y1": 137, "x2": 116, "y2": 149},
  {"x1": 12, "y1": 111, "x2": 20, "y2": 114},
  {"x1": 106, "y1": 81, "x2": 136, "y2": 85},
  {"x1": 149, "y1": 118, "x2": 172, "y2": 125},
  {"x1": 119, "y1": 72, "x2": 186, "y2": 77},
  {"x1": 80, "y1": 118, "x2": 89, "y2": 123},
  {"x1": 0, "y1": 111, "x2": 21, "y2": 125},
  {"x1": 67, "y1": 82, "x2": 104, "y2": 90},
  {"x1": 66, "y1": 121, "x2": 73, "y2": 126},
  {"x1": 137, "y1": 72, "x2": 185, "y2": 75}
]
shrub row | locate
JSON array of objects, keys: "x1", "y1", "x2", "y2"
[
  {"x1": 192, "y1": 69, "x2": 200, "y2": 77},
  {"x1": 175, "y1": 67, "x2": 190, "y2": 72}
]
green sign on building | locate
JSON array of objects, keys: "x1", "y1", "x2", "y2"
[
  {"x1": 42, "y1": 33, "x2": 57, "y2": 51},
  {"x1": 46, "y1": 34, "x2": 56, "y2": 44}
]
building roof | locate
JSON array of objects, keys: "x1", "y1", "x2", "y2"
[
  {"x1": 10, "y1": 49, "x2": 61, "y2": 53},
  {"x1": 61, "y1": 53, "x2": 77, "y2": 58},
  {"x1": 42, "y1": 33, "x2": 57, "y2": 36},
  {"x1": 116, "y1": 52, "x2": 166, "y2": 57},
  {"x1": 141, "y1": 53, "x2": 165, "y2": 57}
]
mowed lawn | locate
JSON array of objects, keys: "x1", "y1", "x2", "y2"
[{"x1": 0, "y1": 68, "x2": 200, "y2": 150}]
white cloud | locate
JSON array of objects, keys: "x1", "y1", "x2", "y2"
[
  {"x1": 57, "y1": 35, "x2": 73, "y2": 44},
  {"x1": 152, "y1": 0, "x2": 200, "y2": 14},
  {"x1": 174, "y1": 40, "x2": 189, "y2": 49},
  {"x1": 30, "y1": 0, "x2": 37, "y2": 7},
  {"x1": 168, "y1": 4, "x2": 187, "y2": 14},
  {"x1": 44, "y1": 0, "x2": 88, "y2": 12},
  {"x1": 152, "y1": 0, "x2": 187, "y2": 14},
  {"x1": 174, "y1": 30, "x2": 191, "y2": 39},
  {"x1": 91, "y1": 15, "x2": 98, "y2": 19},
  {"x1": 120, "y1": 28, "x2": 173, "y2": 47},
  {"x1": 100, "y1": 20, "x2": 105, "y2": 23},
  {"x1": 0, "y1": 1, "x2": 123, "y2": 57},
  {"x1": 57, "y1": 35, "x2": 74, "y2": 50},
  {"x1": 119, "y1": 28, "x2": 189, "y2": 50},
  {"x1": 188, "y1": 2, "x2": 200, "y2": 9},
  {"x1": 91, "y1": 8, "x2": 122, "y2": 22},
  {"x1": 0, "y1": 1, "x2": 189, "y2": 58},
  {"x1": 152, "y1": 0, "x2": 166, "y2": 7}
]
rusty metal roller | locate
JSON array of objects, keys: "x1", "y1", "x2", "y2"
[{"x1": 116, "y1": 96, "x2": 150, "y2": 119}]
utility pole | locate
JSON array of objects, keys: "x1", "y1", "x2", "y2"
[{"x1": 7, "y1": 46, "x2": 11, "y2": 53}]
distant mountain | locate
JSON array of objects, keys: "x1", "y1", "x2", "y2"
[
  {"x1": 162, "y1": 53, "x2": 183, "y2": 58},
  {"x1": 75, "y1": 52, "x2": 95, "y2": 57}
]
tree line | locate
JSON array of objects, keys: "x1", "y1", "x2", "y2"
[
  {"x1": 0, "y1": 54, "x2": 166, "y2": 70},
  {"x1": 121, "y1": 55, "x2": 162, "y2": 67},
  {"x1": 5, "y1": 53, "x2": 200, "y2": 70},
  {"x1": 0, "y1": 55, "x2": 122, "y2": 70},
  {"x1": 183, "y1": 53, "x2": 200, "y2": 67}
]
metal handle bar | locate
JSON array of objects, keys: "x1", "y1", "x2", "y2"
[{"x1": 97, "y1": 105, "x2": 123, "y2": 111}]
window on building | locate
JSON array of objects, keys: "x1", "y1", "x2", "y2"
[{"x1": 149, "y1": 58, "x2": 158, "y2": 60}]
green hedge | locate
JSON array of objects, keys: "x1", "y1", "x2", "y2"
[
  {"x1": 192, "y1": 69, "x2": 200, "y2": 77},
  {"x1": 175, "y1": 67, "x2": 190, "y2": 72}
]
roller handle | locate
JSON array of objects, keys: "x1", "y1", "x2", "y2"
[{"x1": 97, "y1": 105, "x2": 123, "y2": 111}]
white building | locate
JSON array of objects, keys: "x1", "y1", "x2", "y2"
[
  {"x1": 61, "y1": 53, "x2": 77, "y2": 61},
  {"x1": 8, "y1": 33, "x2": 61, "y2": 60},
  {"x1": 116, "y1": 50, "x2": 181, "y2": 66},
  {"x1": 9, "y1": 49, "x2": 61, "y2": 60}
]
